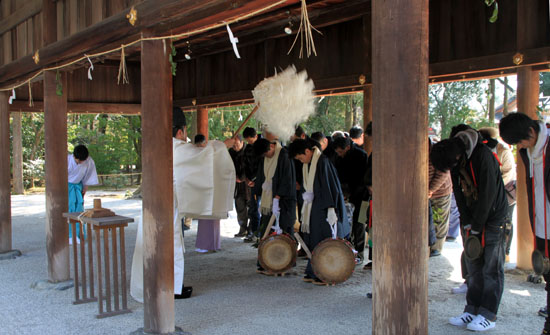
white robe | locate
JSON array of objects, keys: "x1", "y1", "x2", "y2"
[{"x1": 67, "y1": 154, "x2": 98, "y2": 186}]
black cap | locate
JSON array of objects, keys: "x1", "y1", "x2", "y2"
[{"x1": 173, "y1": 107, "x2": 187, "y2": 128}]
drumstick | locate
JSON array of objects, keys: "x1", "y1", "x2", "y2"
[
  {"x1": 293, "y1": 232, "x2": 312, "y2": 259},
  {"x1": 232, "y1": 105, "x2": 259, "y2": 139},
  {"x1": 261, "y1": 214, "x2": 277, "y2": 240}
]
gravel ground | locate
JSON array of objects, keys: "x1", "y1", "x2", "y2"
[{"x1": 0, "y1": 191, "x2": 546, "y2": 335}]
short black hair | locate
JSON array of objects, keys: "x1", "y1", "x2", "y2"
[
  {"x1": 194, "y1": 134, "x2": 206, "y2": 144},
  {"x1": 430, "y1": 138, "x2": 464, "y2": 172},
  {"x1": 172, "y1": 107, "x2": 187, "y2": 137},
  {"x1": 243, "y1": 127, "x2": 257, "y2": 139},
  {"x1": 288, "y1": 139, "x2": 319, "y2": 158},
  {"x1": 310, "y1": 131, "x2": 326, "y2": 143},
  {"x1": 366, "y1": 122, "x2": 372, "y2": 137},
  {"x1": 499, "y1": 112, "x2": 540, "y2": 145},
  {"x1": 253, "y1": 138, "x2": 272, "y2": 157},
  {"x1": 333, "y1": 136, "x2": 351, "y2": 150},
  {"x1": 349, "y1": 126, "x2": 363, "y2": 139},
  {"x1": 477, "y1": 128, "x2": 498, "y2": 150},
  {"x1": 295, "y1": 126, "x2": 305, "y2": 138},
  {"x1": 73, "y1": 144, "x2": 89, "y2": 161},
  {"x1": 449, "y1": 124, "x2": 473, "y2": 139}
]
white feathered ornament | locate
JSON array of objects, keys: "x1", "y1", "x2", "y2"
[{"x1": 252, "y1": 65, "x2": 315, "y2": 141}]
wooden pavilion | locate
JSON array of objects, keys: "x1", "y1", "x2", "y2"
[{"x1": 0, "y1": 0, "x2": 549, "y2": 333}]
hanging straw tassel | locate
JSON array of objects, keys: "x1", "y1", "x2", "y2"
[
  {"x1": 287, "y1": 0, "x2": 321, "y2": 58},
  {"x1": 117, "y1": 45, "x2": 129, "y2": 85},
  {"x1": 28, "y1": 82, "x2": 33, "y2": 107}
]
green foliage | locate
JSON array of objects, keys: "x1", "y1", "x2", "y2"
[
  {"x1": 429, "y1": 80, "x2": 489, "y2": 139},
  {"x1": 485, "y1": 0, "x2": 498, "y2": 23},
  {"x1": 169, "y1": 41, "x2": 177, "y2": 77}
]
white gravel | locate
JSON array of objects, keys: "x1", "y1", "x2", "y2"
[{"x1": 0, "y1": 191, "x2": 546, "y2": 334}]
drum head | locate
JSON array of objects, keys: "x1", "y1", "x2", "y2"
[
  {"x1": 311, "y1": 238, "x2": 355, "y2": 284},
  {"x1": 258, "y1": 234, "x2": 297, "y2": 274},
  {"x1": 532, "y1": 249, "x2": 550, "y2": 275},
  {"x1": 464, "y1": 235, "x2": 482, "y2": 261}
]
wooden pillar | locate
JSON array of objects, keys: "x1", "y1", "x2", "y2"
[
  {"x1": 141, "y1": 37, "x2": 175, "y2": 334},
  {"x1": 0, "y1": 92, "x2": 11, "y2": 253},
  {"x1": 363, "y1": 85, "x2": 372, "y2": 154},
  {"x1": 196, "y1": 106, "x2": 209, "y2": 140},
  {"x1": 516, "y1": 67, "x2": 539, "y2": 270},
  {"x1": 372, "y1": 0, "x2": 428, "y2": 334},
  {"x1": 43, "y1": 0, "x2": 69, "y2": 282},
  {"x1": 12, "y1": 112, "x2": 24, "y2": 194}
]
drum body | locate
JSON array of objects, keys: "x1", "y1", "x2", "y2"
[
  {"x1": 311, "y1": 238, "x2": 355, "y2": 284},
  {"x1": 532, "y1": 249, "x2": 550, "y2": 275},
  {"x1": 258, "y1": 234, "x2": 297, "y2": 274},
  {"x1": 464, "y1": 235, "x2": 483, "y2": 261}
]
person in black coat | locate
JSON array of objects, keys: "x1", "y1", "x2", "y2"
[{"x1": 431, "y1": 128, "x2": 507, "y2": 332}]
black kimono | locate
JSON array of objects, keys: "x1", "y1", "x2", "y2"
[
  {"x1": 301, "y1": 154, "x2": 350, "y2": 250},
  {"x1": 254, "y1": 146, "x2": 297, "y2": 234}
]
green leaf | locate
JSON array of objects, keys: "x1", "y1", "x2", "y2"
[
  {"x1": 485, "y1": 0, "x2": 495, "y2": 6},
  {"x1": 489, "y1": 2, "x2": 498, "y2": 23}
]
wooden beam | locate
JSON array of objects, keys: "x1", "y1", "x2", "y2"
[
  {"x1": 0, "y1": 0, "x2": 41, "y2": 36},
  {"x1": 141, "y1": 37, "x2": 175, "y2": 334},
  {"x1": 429, "y1": 46, "x2": 550, "y2": 81},
  {"x1": 44, "y1": 70, "x2": 69, "y2": 282},
  {"x1": 11, "y1": 112, "x2": 24, "y2": 194},
  {"x1": 372, "y1": 0, "x2": 428, "y2": 334},
  {"x1": 0, "y1": 91, "x2": 11, "y2": 253},
  {"x1": 0, "y1": 0, "x2": 298, "y2": 89},
  {"x1": 9, "y1": 101, "x2": 141, "y2": 114},
  {"x1": 196, "y1": 106, "x2": 209, "y2": 139}
]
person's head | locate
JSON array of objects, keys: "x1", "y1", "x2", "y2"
[
  {"x1": 311, "y1": 131, "x2": 328, "y2": 151},
  {"x1": 292, "y1": 126, "x2": 307, "y2": 142},
  {"x1": 173, "y1": 107, "x2": 187, "y2": 140},
  {"x1": 253, "y1": 138, "x2": 277, "y2": 158},
  {"x1": 349, "y1": 126, "x2": 364, "y2": 146},
  {"x1": 233, "y1": 134, "x2": 244, "y2": 151},
  {"x1": 194, "y1": 134, "x2": 207, "y2": 147},
  {"x1": 331, "y1": 130, "x2": 346, "y2": 141},
  {"x1": 288, "y1": 139, "x2": 318, "y2": 164},
  {"x1": 243, "y1": 127, "x2": 258, "y2": 145},
  {"x1": 430, "y1": 138, "x2": 465, "y2": 172},
  {"x1": 499, "y1": 113, "x2": 540, "y2": 149},
  {"x1": 333, "y1": 136, "x2": 352, "y2": 157},
  {"x1": 449, "y1": 124, "x2": 473, "y2": 139},
  {"x1": 73, "y1": 144, "x2": 89, "y2": 163},
  {"x1": 478, "y1": 127, "x2": 499, "y2": 149}
]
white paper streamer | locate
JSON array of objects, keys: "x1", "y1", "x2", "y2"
[
  {"x1": 252, "y1": 65, "x2": 315, "y2": 141},
  {"x1": 85, "y1": 54, "x2": 94, "y2": 80},
  {"x1": 226, "y1": 24, "x2": 241, "y2": 59},
  {"x1": 8, "y1": 89, "x2": 15, "y2": 104}
]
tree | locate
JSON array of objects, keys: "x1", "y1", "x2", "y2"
[{"x1": 429, "y1": 80, "x2": 489, "y2": 139}]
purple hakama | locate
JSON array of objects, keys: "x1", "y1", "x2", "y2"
[{"x1": 195, "y1": 219, "x2": 221, "y2": 251}]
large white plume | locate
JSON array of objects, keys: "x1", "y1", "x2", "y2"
[{"x1": 252, "y1": 65, "x2": 315, "y2": 141}]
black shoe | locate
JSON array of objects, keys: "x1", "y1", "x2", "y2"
[
  {"x1": 539, "y1": 306, "x2": 548, "y2": 318},
  {"x1": 366, "y1": 292, "x2": 373, "y2": 299},
  {"x1": 542, "y1": 330, "x2": 550, "y2": 335},
  {"x1": 363, "y1": 262, "x2": 372, "y2": 270},
  {"x1": 297, "y1": 248, "x2": 308, "y2": 258},
  {"x1": 430, "y1": 250, "x2": 441, "y2": 257},
  {"x1": 445, "y1": 236, "x2": 456, "y2": 242},
  {"x1": 312, "y1": 278, "x2": 328, "y2": 286},
  {"x1": 243, "y1": 234, "x2": 256, "y2": 243},
  {"x1": 175, "y1": 286, "x2": 193, "y2": 299},
  {"x1": 234, "y1": 228, "x2": 247, "y2": 237}
]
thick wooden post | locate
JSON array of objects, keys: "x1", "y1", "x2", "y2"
[
  {"x1": 372, "y1": 0, "x2": 428, "y2": 334},
  {"x1": 12, "y1": 112, "x2": 24, "y2": 194},
  {"x1": 196, "y1": 106, "x2": 209, "y2": 140},
  {"x1": 43, "y1": 0, "x2": 69, "y2": 282},
  {"x1": 0, "y1": 92, "x2": 11, "y2": 253},
  {"x1": 516, "y1": 67, "x2": 539, "y2": 270},
  {"x1": 141, "y1": 37, "x2": 175, "y2": 334},
  {"x1": 44, "y1": 70, "x2": 69, "y2": 281}
]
